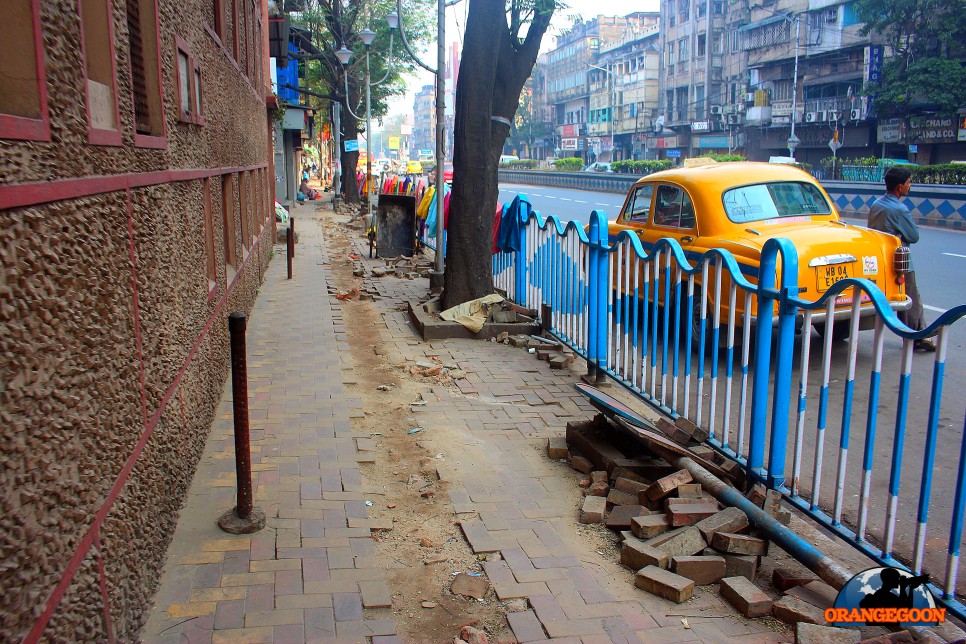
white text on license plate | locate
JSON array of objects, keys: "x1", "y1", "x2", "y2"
[{"x1": 816, "y1": 264, "x2": 852, "y2": 292}]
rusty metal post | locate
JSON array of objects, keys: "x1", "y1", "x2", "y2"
[
  {"x1": 286, "y1": 224, "x2": 293, "y2": 280},
  {"x1": 218, "y1": 312, "x2": 265, "y2": 534},
  {"x1": 290, "y1": 216, "x2": 295, "y2": 257}
]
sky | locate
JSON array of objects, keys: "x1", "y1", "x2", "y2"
[{"x1": 382, "y1": 0, "x2": 660, "y2": 122}]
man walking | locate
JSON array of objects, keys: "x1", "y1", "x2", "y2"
[{"x1": 868, "y1": 166, "x2": 935, "y2": 351}]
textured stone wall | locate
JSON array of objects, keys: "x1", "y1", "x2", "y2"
[{"x1": 0, "y1": 0, "x2": 274, "y2": 640}]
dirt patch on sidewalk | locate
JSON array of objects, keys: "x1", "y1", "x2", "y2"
[{"x1": 320, "y1": 210, "x2": 515, "y2": 642}]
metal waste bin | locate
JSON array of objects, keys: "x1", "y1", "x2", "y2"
[{"x1": 375, "y1": 194, "x2": 416, "y2": 258}]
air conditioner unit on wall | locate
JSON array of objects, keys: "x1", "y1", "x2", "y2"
[
  {"x1": 851, "y1": 108, "x2": 863, "y2": 121},
  {"x1": 745, "y1": 92, "x2": 755, "y2": 102},
  {"x1": 826, "y1": 111, "x2": 839, "y2": 122},
  {"x1": 805, "y1": 111, "x2": 823, "y2": 123},
  {"x1": 710, "y1": 105, "x2": 722, "y2": 115}
]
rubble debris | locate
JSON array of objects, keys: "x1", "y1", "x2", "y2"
[
  {"x1": 643, "y1": 470, "x2": 694, "y2": 503},
  {"x1": 771, "y1": 595, "x2": 825, "y2": 625},
  {"x1": 604, "y1": 505, "x2": 648, "y2": 531},
  {"x1": 336, "y1": 287, "x2": 360, "y2": 300},
  {"x1": 796, "y1": 623, "x2": 860, "y2": 644},
  {"x1": 635, "y1": 566, "x2": 694, "y2": 603},
  {"x1": 584, "y1": 471, "x2": 609, "y2": 497},
  {"x1": 719, "y1": 576, "x2": 773, "y2": 618},
  {"x1": 547, "y1": 437, "x2": 568, "y2": 460},
  {"x1": 579, "y1": 496, "x2": 607, "y2": 523},
  {"x1": 671, "y1": 555, "x2": 727, "y2": 586},
  {"x1": 711, "y1": 532, "x2": 769, "y2": 556},
  {"x1": 459, "y1": 625, "x2": 489, "y2": 644},
  {"x1": 451, "y1": 573, "x2": 489, "y2": 599}
]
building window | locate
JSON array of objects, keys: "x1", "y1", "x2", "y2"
[
  {"x1": 679, "y1": 37, "x2": 690, "y2": 61},
  {"x1": 212, "y1": 0, "x2": 224, "y2": 39},
  {"x1": 239, "y1": 171, "x2": 250, "y2": 254},
  {"x1": 0, "y1": 0, "x2": 49, "y2": 140},
  {"x1": 222, "y1": 174, "x2": 238, "y2": 280},
  {"x1": 232, "y1": 0, "x2": 239, "y2": 60},
  {"x1": 175, "y1": 36, "x2": 204, "y2": 124},
  {"x1": 203, "y1": 178, "x2": 217, "y2": 289},
  {"x1": 126, "y1": 0, "x2": 166, "y2": 146},
  {"x1": 79, "y1": 0, "x2": 121, "y2": 145},
  {"x1": 697, "y1": 34, "x2": 707, "y2": 58}
]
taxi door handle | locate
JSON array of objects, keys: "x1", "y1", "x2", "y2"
[{"x1": 680, "y1": 235, "x2": 694, "y2": 243}]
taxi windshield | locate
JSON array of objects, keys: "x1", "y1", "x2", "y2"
[{"x1": 722, "y1": 182, "x2": 832, "y2": 223}]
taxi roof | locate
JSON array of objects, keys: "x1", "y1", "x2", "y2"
[{"x1": 633, "y1": 161, "x2": 815, "y2": 192}]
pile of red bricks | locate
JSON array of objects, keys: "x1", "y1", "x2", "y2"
[
  {"x1": 556, "y1": 416, "x2": 880, "y2": 643},
  {"x1": 504, "y1": 334, "x2": 575, "y2": 369}
]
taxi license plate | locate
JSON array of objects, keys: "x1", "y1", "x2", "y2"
[{"x1": 816, "y1": 264, "x2": 852, "y2": 292}]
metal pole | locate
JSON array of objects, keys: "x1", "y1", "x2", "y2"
[
  {"x1": 333, "y1": 102, "x2": 342, "y2": 207},
  {"x1": 290, "y1": 216, "x2": 294, "y2": 257},
  {"x1": 432, "y1": 0, "x2": 446, "y2": 285},
  {"x1": 287, "y1": 224, "x2": 293, "y2": 279},
  {"x1": 788, "y1": 16, "x2": 801, "y2": 159},
  {"x1": 218, "y1": 313, "x2": 265, "y2": 534},
  {"x1": 365, "y1": 47, "x2": 373, "y2": 226}
]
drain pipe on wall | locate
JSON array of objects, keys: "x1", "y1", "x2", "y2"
[{"x1": 674, "y1": 456, "x2": 854, "y2": 591}]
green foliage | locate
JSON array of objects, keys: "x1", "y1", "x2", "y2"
[
  {"x1": 552, "y1": 157, "x2": 584, "y2": 171},
  {"x1": 506, "y1": 159, "x2": 538, "y2": 169},
  {"x1": 706, "y1": 153, "x2": 746, "y2": 162},
  {"x1": 871, "y1": 58, "x2": 966, "y2": 116},
  {"x1": 610, "y1": 159, "x2": 674, "y2": 175},
  {"x1": 909, "y1": 164, "x2": 966, "y2": 185}
]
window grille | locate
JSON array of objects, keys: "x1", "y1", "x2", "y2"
[{"x1": 126, "y1": 0, "x2": 150, "y2": 134}]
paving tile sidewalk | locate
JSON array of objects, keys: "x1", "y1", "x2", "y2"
[
  {"x1": 142, "y1": 214, "x2": 399, "y2": 643},
  {"x1": 143, "y1": 204, "x2": 790, "y2": 643}
]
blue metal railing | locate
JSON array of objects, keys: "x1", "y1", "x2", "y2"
[{"x1": 494, "y1": 196, "x2": 966, "y2": 619}]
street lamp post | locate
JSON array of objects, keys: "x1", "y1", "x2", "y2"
[
  {"x1": 787, "y1": 14, "x2": 801, "y2": 159},
  {"x1": 587, "y1": 63, "x2": 617, "y2": 162},
  {"x1": 393, "y1": 0, "x2": 446, "y2": 286}
]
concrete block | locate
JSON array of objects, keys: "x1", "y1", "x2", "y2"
[
  {"x1": 651, "y1": 526, "x2": 706, "y2": 558},
  {"x1": 614, "y1": 477, "x2": 649, "y2": 496},
  {"x1": 631, "y1": 514, "x2": 670, "y2": 540},
  {"x1": 771, "y1": 595, "x2": 825, "y2": 625},
  {"x1": 607, "y1": 489, "x2": 639, "y2": 507},
  {"x1": 579, "y1": 495, "x2": 607, "y2": 523},
  {"x1": 671, "y1": 555, "x2": 727, "y2": 585},
  {"x1": 776, "y1": 508, "x2": 793, "y2": 525},
  {"x1": 772, "y1": 565, "x2": 816, "y2": 592},
  {"x1": 704, "y1": 548, "x2": 758, "y2": 581},
  {"x1": 621, "y1": 537, "x2": 670, "y2": 570},
  {"x1": 719, "y1": 576, "x2": 774, "y2": 618},
  {"x1": 695, "y1": 507, "x2": 750, "y2": 543},
  {"x1": 547, "y1": 437, "x2": 569, "y2": 460},
  {"x1": 677, "y1": 483, "x2": 703, "y2": 499},
  {"x1": 644, "y1": 469, "x2": 694, "y2": 502},
  {"x1": 712, "y1": 532, "x2": 768, "y2": 556},
  {"x1": 571, "y1": 454, "x2": 594, "y2": 474},
  {"x1": 668, "y1": 502, "x2": 721, "y2": 527},
  {"x1": 795, "y1": 623, "x2": 861, "y2": 644},
  {"x1": 785, "y1": 581, "x2": 838, "y2": 610},
  {"x1": 634, "y1": 566, "x2": 694, "y2": 603},
  {"x1": 605, "y1": 505, "x2": 648, "y2": 531}
]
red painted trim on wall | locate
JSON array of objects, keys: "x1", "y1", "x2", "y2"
[
  {"x1": 94, "y1": 529, "x2": 116, "y2": 644},
  {"x1": 128, "y1": 190, "x2": 148, "y2": 428},
  {"x1": 25, "y1": 199, "x2": 275, "y2": 644},
  {"x1": 0, "y1": 163, "x2": 268, "y2": 211},
  {"x1": 0, "y1": 0, "x2": 50, "y2": 141}
]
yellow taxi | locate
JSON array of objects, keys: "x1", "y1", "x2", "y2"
[
  {"x1": 406, "y1": 160, "x2": 423, "y2": 174},
  {"x1": 609, "y1": 161, "x2": 910, "y2": 338}
]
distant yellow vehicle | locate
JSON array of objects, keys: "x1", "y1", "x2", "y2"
[
  {"x1": 608, "y1": 161, "x2": 910, "y2": 338},
  {"x1": 406, "y1": 160, "x2": 423, "y2": 174}
]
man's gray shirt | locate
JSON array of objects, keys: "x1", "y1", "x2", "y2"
[{"x1": 868, "y1": 193, "x2": 919, "y2": 271}]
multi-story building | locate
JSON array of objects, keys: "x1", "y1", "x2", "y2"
[
  {"x1": 412, "y1": 83, "x2": 434, "y2": 159},
  {"x1": 587, "y1": 14, "x2": 661, "y2": 161},
  {"x1": 1, "y1": 0, "x2": 273, "y2": 640},
  {"x1": 545, "y1": 15, "x2": 636, "y2": 163}
]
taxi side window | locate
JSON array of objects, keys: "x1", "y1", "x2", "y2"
[
  {"x1": 653, "y1": 185, "x2": 696, "y2": 229},
  {"x1": 624, "y1": 184, "x2": 653, "y2": 222}
]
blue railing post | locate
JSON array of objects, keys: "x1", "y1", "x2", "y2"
[
  {"x1": 749, "y1": 239, "x2": 797, "y2": 484},
  {"x1": 512, "y1": 198, "x2": 530, "y2": 305},
  {"x1": 585, "y1": 210, "x2": 609, "y2": 385},
  {"x1": 765, "y1": 239, "x2": 799, "y2": 489}
]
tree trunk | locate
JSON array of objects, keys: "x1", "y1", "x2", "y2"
[
  {"x1": 340, "y1": 103, "x2": 360, "y2": 205},
  {"x1": 443, "y1": 0, "x2": 552, "y2": 309}
]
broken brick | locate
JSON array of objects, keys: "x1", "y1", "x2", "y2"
[
  {"x1": 720, "y1": 576, "x2": 773, "y2": 618},
  {"x1": 606, "y1": 489, "x2": 638, "y2": 507},
  {"x1": 772, "y1": 566, "x2": 816, "y2": 592},
  {"x1": 712, "y1": 532, "x2": 768, "y2": 556},
  {"x1": 620, "y1": 537, "x2": 669, "y2": 570},
  {"x1": 671, "y1": 555, "x2": 726, "y2": 585},
  {"x1": 771, "y1": 595, "x2": 825, "y2": 625},
  {"x1": 605, "y1": 505, "x2": 648, "y2": 531},
  {"x1": 571, "y1": 454, "x2": 594, "y2": 474},
  {"x1": 649, "y1": 526, "x2": 706, "y2": 558},
  {"x1": 746, "y1": 483, "x2": 767, "y2": 508},
  {"x1": 635, "y1": 566, "x2": 694, "y2": 603},
  {"x1": 676, "y1": 483, "x2": 703, "y2": 499},
  {"x1": 795, "y1": 623, "x2": 860, "y2": 644},
  {"x1": 547, "y1": 437, "x2": 569, "y2": 460},
  {"x1": 656, "y1": 418, "x2": 693, "y2": 446},
  {"x1": 694, "y1": 507, "x2": 750, "y2": 543},
  {"x1": 579, "y1": 496, "x2": 606, "y2": 523},
  {"x1": 675, "y1": 415, "x2": 709, "y2": 443},
  {"x1": 631, "y1": 514, "x2": 670, "y2": 540},
  {"x1": 668, "y1": 502, "x2": 721, "y2": 527},
  {"x1": 644, "y1": 470, "x2": 694, "y2": 502},
  {"x1": 614, "y1": 477, "x2": 649, "y2": 496}
]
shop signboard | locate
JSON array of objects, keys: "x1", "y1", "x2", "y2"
[
  {"x1": 907, "y1": 115, "x2": 958, "y2": 144},
  {"x1": 666, "y1": 149, "x2": 681, "y2": 158},
  {"x1": 562, "y1": 138, "x2": 577, "y2": 150},
  {"x1": 877, "y1": 118, "x2": 904, "y2": 144}
]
